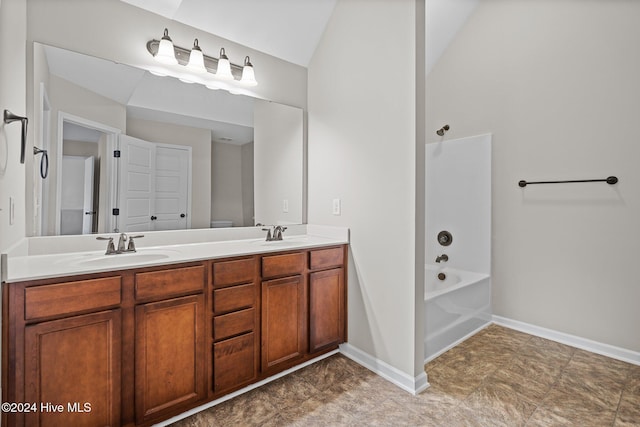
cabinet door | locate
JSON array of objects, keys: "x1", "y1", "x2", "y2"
[
  {"x1": 24, "y1": 310, "x2": 121, "y2": 427},
  {"x1": 309, "y1": 268, "x2": 345, "y2": 353},
  {"x1": 261, "y1": 276, "x2": 305, "y2": 372},
  {"x1": 213, "y1": 332, "x2": 256, "y2": 394},
  {"x1": 135, "y1": 294, "x2": 206, "y2": 425}
]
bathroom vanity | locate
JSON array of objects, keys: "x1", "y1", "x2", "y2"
[{"x1": 1, "y1": 234, "x2": 347, "y2": 426}]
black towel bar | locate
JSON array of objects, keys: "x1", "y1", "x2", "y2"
[{"x1": 518, "y1": 176, "x2": 618, "y2": 187}]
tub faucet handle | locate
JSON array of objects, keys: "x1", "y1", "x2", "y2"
[{"x1": 435, "y1": 254, "x2": 449, "y2": 263}]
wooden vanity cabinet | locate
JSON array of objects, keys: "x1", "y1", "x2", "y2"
[{"x1": 3, "y1": 245, "x2": 347, "y2": 427}]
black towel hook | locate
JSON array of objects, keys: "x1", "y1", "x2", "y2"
[
  {"x1": 3, "y1": 110, "x2": 28, "y2": 164},
  {"x1": 33, "y1": 146, "x2": 48, "y2": 179}
]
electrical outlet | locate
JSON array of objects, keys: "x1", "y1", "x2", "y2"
[
  {"x1": 332, "y1": 198, "x2": 341, "y2": 215},
  {"x1": 282, "y1": 199, "x2": 289, "y2": 213}
]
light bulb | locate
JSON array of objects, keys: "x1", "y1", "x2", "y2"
[
  {"x1": 155, "y1": 28, "x2": 178, "y2": 65},
  {"x1": 239, "y1": 56, "x2": 257, "y2": 86},
  {"x1": 186, "y1": 39, "x2": 207, "y2": 73},
  {"x1": 215, "y1": 48, "x2": 234, "y2": 80}
]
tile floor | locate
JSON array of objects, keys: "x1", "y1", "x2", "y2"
[{"x1": 172, "y1": 325, "x2": 640, "y2": 426}]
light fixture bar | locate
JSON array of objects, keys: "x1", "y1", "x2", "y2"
[{"x1": 146, "y1": 39, "x2": 244, "y2": 79}]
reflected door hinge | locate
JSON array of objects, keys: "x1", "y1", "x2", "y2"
[
  {"x1": 112, "y1": 208, "x2": 120, "y2": 216},
  {"x1": 113, "y1": 150, "x2": 121, "y2": 158}
]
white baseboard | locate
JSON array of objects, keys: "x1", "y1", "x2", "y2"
[
  {"x1": 493, "y1": 315, "x2": 640, "y2": 366},
  {"x1": 339, "y1": 343, "x2": 429, "y2": 395}
]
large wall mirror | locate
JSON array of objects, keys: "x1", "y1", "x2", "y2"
[{"x1": 30, "y1": 42, "x2": 303, "y2": 236}]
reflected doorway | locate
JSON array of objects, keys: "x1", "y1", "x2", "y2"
[{"x1": 55, "y1": 113, "x2": 121, "y2": 235}]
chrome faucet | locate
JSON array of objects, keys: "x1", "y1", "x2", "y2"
[
  {"x1": 435, "y1": 254, "x2": 449, "y2": 263},
  {"x1": 96, "y1": 233, "x2": 144, "y2": 255},
  {"x1": 117, "y1": 233, "x2": 128, "y2": 252},
  {"x1": 262, "y1": 225, "x2": 288, "y2": 241},
  {"x1": 273, "y1": 225, "x2": 287, "y2": 241}
]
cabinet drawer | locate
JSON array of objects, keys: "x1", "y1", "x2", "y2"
[
  {"x1": 213, "y1": 258, "x2": 255, "y2": 288},
  {"x1": 213, "y1": 332, "x2": 256, "y2": 393},
  {"x1": 213, "y1": 283, "x2": 255, "y2": 314},
  {"x1": 261, "y1": 252, "x2": 305, "y2": 279},
  {"x1": 25, "y1": 276, "x2": 121, "y2": 320},
  {"x1": 310, "y1": 247, "x2": 344, "y2": 271},
  {"x1": 135, "y1": 265, "x2": 205, "y2": 300},
  {"x1": 213, "y1": 308, "x2": 255, "y2": 341}
]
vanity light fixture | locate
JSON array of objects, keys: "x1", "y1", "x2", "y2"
[
  {"x1": 147, "y1": 29, "x2": 258, "y2": 90},
  {"x1": 154, "y1": 28, "x2": 178, "y2": 65}
]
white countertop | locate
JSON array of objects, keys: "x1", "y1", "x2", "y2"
[{"x1": 3, "y1": 226, "x2": 349, "y2": 283}]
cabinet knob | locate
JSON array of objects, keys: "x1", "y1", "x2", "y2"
[
  {"x1": 180, "y1": 213, "x2": 186, "y2": 218},
  {"x1": 150, "y1": 215, "x2": 157, "y2": 220}
]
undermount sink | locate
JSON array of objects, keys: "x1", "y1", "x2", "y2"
[{"x1": 57, "y1": 249, "x2": 181, "y2": 268}]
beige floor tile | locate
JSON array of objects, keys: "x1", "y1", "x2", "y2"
[
  {"x1": 541, "y1": 386, "x2": 617, "y2": 425},
  {"x1": 614, "y1": 392, "x2": 640, "y2": 426},
  {"x1": 172, "y1": 331, "x2": 638, "y2": 427},
  {"x1": 462, "y1": 378, "x2": 538, "y2": 427},
  {"x1": 566, "y1": 349, "x2": 633, "y2": 384},
  {"x1": 482, "y1": 368, "x2": 550, "y2": 404},
  {"x1": 553, "y1": 368, "x2": 626, "y2": 408},
  {"x1": 526, "y1": 406, "x2": 611, "y2": 427}
]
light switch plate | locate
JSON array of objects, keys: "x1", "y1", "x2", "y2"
[{"x1": 282, "y1": 199, "x2": 289, "y2": 213}]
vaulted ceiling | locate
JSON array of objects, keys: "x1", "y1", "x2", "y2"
[{"x1": 121, "y1": 0, "x2": 479, "y2": 72}]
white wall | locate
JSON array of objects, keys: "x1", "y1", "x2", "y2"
[
  {"x1": 308, "y1": 0, "x2": 423, "y2": 378},
  {"x1": 0, "y1": 0, "x2": 27, "y2": 253},
  {"x1": 211, "y1": 141, "x2": 245, "y2": 227},
  {"x1": 254, "y1": 100, "x2": 303, "y2": 225},
  {"x1": 126, "y1": 117, "x2": 211, "y2": 229},
  {"x1": 0, "y1": 0, "x2": 26, "y2": 391},
  {"x1": 427, "y1": 0, "x2": 640, "y2": 352}
]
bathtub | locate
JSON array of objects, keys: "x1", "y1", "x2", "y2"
[{"x1": 424, "y1": 265, "x2": 491, "y2": 363}]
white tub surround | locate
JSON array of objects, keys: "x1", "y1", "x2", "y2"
[
  {"x1": 2, "y1": 225, "x2": 349, "y2": 283},
  {"x1": 425, "y1": 134, "x2": 492, "y2": 362}
]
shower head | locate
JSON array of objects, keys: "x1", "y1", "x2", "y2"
[{"x1": 436, "y1": 124, "x2": 450, "y2": 136}]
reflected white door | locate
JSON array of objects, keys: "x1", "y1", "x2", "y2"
[
  {"x1": 60, "y1": 155, "x2": 93, "y2": 235},
  {"x1": 153, "y1": 144, "x2": 190, "y2": 230},
  {"x1": 81, "y1": 156, "x2": 95, "y2": 234},
  {"x1": 119, "y1": 135, "x2": 154, "y2": 232}
]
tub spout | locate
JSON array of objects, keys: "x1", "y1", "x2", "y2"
[{"x1": 435, "y1": 254, "x2": 449, "y2": 263}]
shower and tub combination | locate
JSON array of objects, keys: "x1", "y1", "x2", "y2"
[{"x1": 424, "y1": 132, "x2": 492, "y2": 362}]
